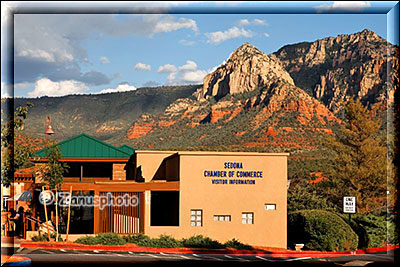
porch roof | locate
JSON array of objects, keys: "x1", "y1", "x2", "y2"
[{"x1": 34, "y1": 133, "x2": 134, "y2": 159}]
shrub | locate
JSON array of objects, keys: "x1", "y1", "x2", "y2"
[
  {"x1": 348, "y1": 214, "x2": 395, "y2": 248},
  {"x1": 74, "y1": 235, "x2": 98, "y2": 245},
  {"x1": 95, "y1": 233, "x2": 126, "y2": 245},
  {"x1": 181, "y1": 235, "x2": 224, "y2": 249},
  {"x1": 31, "y1": 233, "x2": 63, "y2": 242},
  {"x1": 288, "y1": 210, "x2": 358, "y2": 252},
  {"x1": 123, "y1": 233, "x2": 152, "y2": 246},
  {"x1": 224, "y1": 238, "x2": 253, "y2": 250},
  {"x1": 149, "y1": 235, "x2": 182, "y2": 248},
  {"x1": 124, "y1": 234, "x2": 181, "y2": 248},
  {"x1": 75, "y1": 233, "x2": 126, "y2": 245}
]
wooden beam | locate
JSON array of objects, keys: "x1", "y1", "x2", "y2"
[{"x1": 93, "y1": 189, "x2": 99, "y2": 234}]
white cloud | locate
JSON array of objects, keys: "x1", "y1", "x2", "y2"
[
  {"x1": 98, "y1": 83, "x2": 137, "y2": 94},
  {"x1": 134, "y1": 62, "x2": 151, "y2": 71},
  {"x1": 153, "y1": 17, "x2": 198, "y2": 33},
  {"x1": 14, "y1": 14, "x2": 198, "y2": 86},
  {"x1": 253, "y1": 19, "x2": 267, "y2": 26},
  {"x1": 264, "y1": 33, "x2": 270, "y2": 38},
  {"x1": 161, "y1": 60, "x2": 219, "y2": 85},
  {"x1": 206, "y1": 27, "x2": 254, "y2": 44},
  {"x1": 28, "y1": 78, "x2": 89, "y2": 97},
  {"x1": 237, "y1": 19, "x2": 250, "y2": 26},
  {"x1": 179, "y1": 39, "x2": 196, "y2": 46},
  {"x1": 158, "y1": 64, "x2": 177, "y2": 73},
  {"x1": 236, "y1": 19, "x2": 267, "y2": 26},
  {"x1": 100, "y1": 56, "x2": 110, "y2": 64},
  {"x1": 315, "y1": 1, "x2": 371, "y2": 12},
  {"x1": 180, "y1": 70, "x2": 208, "y2": 83},
  {"x1": 178, "y1": 60, "x2": 197, "y2": 71}
]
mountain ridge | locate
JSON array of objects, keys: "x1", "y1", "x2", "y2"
[{"x1": 9, "y1": 29, "x2": 396, "y2": 153}]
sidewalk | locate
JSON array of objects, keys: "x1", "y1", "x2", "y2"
[{"x1": 19, "y1": 241, "x2": 399, "y2": 258}]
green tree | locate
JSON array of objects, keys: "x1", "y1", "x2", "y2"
[
  {"x1": 321, "y1": 99, "x2": 386, "y2": 214},
  {"x1": 288, "y1": 180, "x2": 335, "y2": 212},
  {"x1": 41, "y1": 144, "x2": 68, "y2": 191},
  {"x1": 1, "y1": 101, "x2": 34, "y2": 186}
]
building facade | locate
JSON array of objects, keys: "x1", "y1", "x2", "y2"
[{"x1": 18, "y1": 134, "x2": 288, "y2": 248}]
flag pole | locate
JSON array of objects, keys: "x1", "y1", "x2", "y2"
[
  {"x1": 42, "y1": 185, "x2": 51, "y2": 241},
  {"x1": 66, "y1": 186, "x2": 73, "y2": 242},
  {"x1": 55, "y1": 188, "x2": 59, "y2": 241}
]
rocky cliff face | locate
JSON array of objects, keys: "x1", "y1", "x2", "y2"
[
  {"x1": 125, "y1": 29, "x2": 394, "y2": 151},
  {"x1": 195, "y1": 42, "x2": 294, "y2": 100},
  {"x1": 126, "y1": 42, "x2": 340, "y2": 151},
  {"x1": 274, "y1": 29, "x2": 396, "y2": 114}
]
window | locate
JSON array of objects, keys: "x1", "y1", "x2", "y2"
[
  {"x1": 151, "y1": 191, "x2": 179, "y2": 226},
  {"x1": 213, "y1": 215, "x2": 231, "y2": 222},
  {"x1": 265, "y1": 204, "x2": 276, "y2": 210},
  {"x1": 2, "y1": 197, "x2": 9, "y2": 212},
  {"x1": 242, "y1": 212, "x2": 253, "y2": 224},
  {"x1": 190, "y1": 210, "x2": 202, "y2": 226}
]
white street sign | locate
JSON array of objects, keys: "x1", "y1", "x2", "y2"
[{"x1": 343, "y1": 196, "x2": 356, "y2": 214}]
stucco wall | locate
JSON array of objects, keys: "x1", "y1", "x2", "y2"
[{"x1": 144, "y1": 152, "x2": 288, "y2": 248}]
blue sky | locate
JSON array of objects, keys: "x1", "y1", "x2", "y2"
[{"x1": 1, "y1": 1, "x2": 398, "y2": 98}]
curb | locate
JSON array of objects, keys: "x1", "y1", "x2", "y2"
[{"x1": 19, "y1": 242, "x2": 399, "y2": 258}]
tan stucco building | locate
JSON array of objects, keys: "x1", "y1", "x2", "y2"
[
  {"x1": 9, "y1": 134, "x2": 288, "y2": 248},
  {"x1": 137, "y1": 150, "x2": 288, "y2": 248}
]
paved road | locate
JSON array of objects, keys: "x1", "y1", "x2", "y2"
[{"x1": 13, "y1": 247, "x2": 398, "y2": 266}]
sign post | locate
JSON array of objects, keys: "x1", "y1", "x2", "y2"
[{"x1": 343, "y1": 196, "x2": 356, "y2": 224}]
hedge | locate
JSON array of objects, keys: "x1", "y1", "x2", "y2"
[
  {"x1": 349, "y1": 214, "x2": 397, "y2": 248},
  {"x1": 288, "y1": 209, "x2": 358, "y2": 252},
  {"x1": 74, "y1": 233, "x2": 253, "y2": 249}
]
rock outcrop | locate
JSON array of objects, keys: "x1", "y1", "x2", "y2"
[
  {"x1": 125, "y1": 29, "x2": 393, "y2": 152},
  {"x1": 275, "y1": 29, "x2": 397, "y2": 114},
  {"x1": 196, "y1": 42, "x2": 294, "y2": 100}
]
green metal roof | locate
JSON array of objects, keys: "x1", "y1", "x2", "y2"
[
  {"x1": 35, "y1": 133, "x2": 134, "y2": 158},
  {"x1": 118, "y1": 144, "x2": 135, "y2": 155}
]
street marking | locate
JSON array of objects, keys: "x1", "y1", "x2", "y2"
[
  {"x1": 93, "y1": 250, "x2": 100, "y2": 253},
  {"x1": 147, "y1": 253, "x2": 160, "y2": 258},
  {"x1": 255, "y1": 256, "x2": 276, "y2": 261},
  {"x1": 41, "y1": 250, "x2": 55, "y2": 254},
  {"x1": 16, "y1": 248, "x2": 24, "y2": 253},
  {"x1": 59, "y1": 249, "x2": 66, "y2": 252},
  {"x1": 285, "y1": 257, "x2": 312, "y2": 261},
  {"x1": 177, "y1": 254, "x2": 191, "y2": 259},
  {"x1": 225, "y1": 255, "x2": 234, "y2": 259},
  {"x1": 192, "y1": 254, "x2": 223, "y2": 261}
]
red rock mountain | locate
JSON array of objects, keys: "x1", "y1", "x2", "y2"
[
  {"x1": 126, "y1": 42, "x2": 343, "y2": 152},
  {"x1": 274, "y1": 29, "x2": 397, "y2": 114}
]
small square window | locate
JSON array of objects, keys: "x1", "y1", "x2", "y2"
[
  {"x1": 265, "y1": 204, "x2": 276, "y2": 210},
  {"x1": 214, "y1": 215, "x2": 231, "y2": 222},
  {"x1": 191, "y1": 209, "x2": 202, "y2": 227},
  {"x1": 242, "y1": 212, "x2": 254, "y2": 224}
]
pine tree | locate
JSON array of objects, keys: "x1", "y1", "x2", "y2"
[{"x1": 321, "y1": 99, "x2": 387, "y2": 214}]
